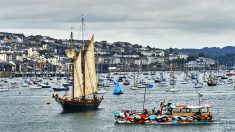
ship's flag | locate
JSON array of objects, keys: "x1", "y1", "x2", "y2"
[
  {"x1": 147, "y1": 83, "x2": 154, "y2": 89},
  {"x1": 198, "y1": 93, "x2": 203, "y2": 97}
]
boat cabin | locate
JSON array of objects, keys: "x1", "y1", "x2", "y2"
[{"x1": 169, "y1": 104, "x2": 212, "y2": 117}]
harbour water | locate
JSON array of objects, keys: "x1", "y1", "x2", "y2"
[{"x1": 0, "y1": 72, "x2": 235, "y2": 132}]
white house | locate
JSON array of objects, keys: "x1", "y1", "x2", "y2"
[
  {"x1": 27, "y1": 48, "x2": 40, "y2": 58},
  {"x1": 0, "y1": 53, "x2": 7, "y2": 61}
]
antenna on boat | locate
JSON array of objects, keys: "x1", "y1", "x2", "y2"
[
  {"x1": 142, "y1": 85, "x2": 147, "y2": 112},
  {"x1": 198, "y1": 93, "x2": 203, "y2": 106}
]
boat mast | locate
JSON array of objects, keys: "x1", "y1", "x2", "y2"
[
  {"x1": 172, "y1": 63, "x2": 175, "y2": 88},
  {"x1": 70, "y1": 27, "x2": 75, "y2": 99},
  {"x1": 81, "y1": 15, "x2": 86, "y2": 97},
  {"x1": 134, "y1": 72, "x2": 136, "y2": 87}
]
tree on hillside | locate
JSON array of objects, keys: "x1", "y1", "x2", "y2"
[
  {"x1": 187, "y1": 55, "x2": 197, "y2": 61},
  {"x1": 198, "y1": 53, "x2": 205, "y2": 57}
]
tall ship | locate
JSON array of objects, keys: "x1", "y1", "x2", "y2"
[{"x1": 52, "y1": 17, "x2": 103, "y2": 112}]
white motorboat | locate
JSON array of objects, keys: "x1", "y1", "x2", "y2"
[
  {"x1": 30, "y1": 84, "x2": 42, "y2": 89},
  {"x1": 0, "y1": 88, "x2": 10, "y2": 92}
]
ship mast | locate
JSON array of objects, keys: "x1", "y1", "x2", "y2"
[
  {"x1": 81, "y1": 15, "x2": 86, "y2": 97},
  {"x1": 70, "y1": 27, "x2": 75, "y2": 99}
]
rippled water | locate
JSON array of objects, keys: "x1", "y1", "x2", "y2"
[{"x1": 0, "y1": 72, "x2": 235, "y2": 132}]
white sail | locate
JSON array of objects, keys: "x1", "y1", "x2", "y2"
[
  {"x1": 73, "y1": 51, "x2": 84, "y2": 98},
  {"x1": 84, "y1": 35, "x2": 98, "y2": 96}
]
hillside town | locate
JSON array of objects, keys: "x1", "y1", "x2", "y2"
[{"x1": 0, "y1": 32, "x2": 216, "y2": 76}]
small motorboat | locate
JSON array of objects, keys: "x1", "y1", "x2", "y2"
[
  {"x1": 217, "y1": 79, "x2": 225, "y2": 85},
  {"x1": 123, "y1": 80, "x2": 130, "y2": 85},
  {"x1": 30, "y1": 84, "x2": 42, "y2": 89},
  {"x1": 207, "y1": 80, "x2": 217, "y2": 86},
  {"x1": 41, "y1": 82, "x2": 51, "y2": 88},
  {"x1": 221, "y1": 76, "x2": 228, "y2": 79},
  {"x1": 0, "y1": 85, "x2": 10, "y2": 92},
  {"x1": 53, "y1": 86, "x2": 69, "y2": 91},
  {"x1": 154, "y1": 78, "x2": 161, "y2": 83},
  {"x1": 137, "y1": 84, "x2": 146, "y2": 88},
  {"x1": 21, "y1": 82, "x2": 29, "y2": 87},
  {"x1": 0, "y1": 88, "x2": 10, "y2": 92},
  {"x1": 159, "y1": 79, "x2": 168, "y2": 86},
  {"x1": 130, "y1": 86, "x2": 139, "y2": 90},
  {"x1": 180, "y1": 79, "x2": 189, "y2": 84},
  {"x1": 168, "y1": 88, "x2": 179, "y2": 92},
  {"x1": 118, "y1": 77, "x2": 123, "y2": 82},
  {"x1": 97, "y1": 88, "x2": 107, "y2": 94}
]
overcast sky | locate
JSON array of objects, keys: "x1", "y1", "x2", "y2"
[{"x1": 1, "y1": 0, "x2": 235, "y2": 49}]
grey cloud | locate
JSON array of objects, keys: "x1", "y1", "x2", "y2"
[{"x1": 1, "y1": 0, "x2": 235, "y2": 48}]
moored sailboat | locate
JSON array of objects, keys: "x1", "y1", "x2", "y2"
[{"x1": 113, "y1": 81, "x2": 123, "y2": 94}]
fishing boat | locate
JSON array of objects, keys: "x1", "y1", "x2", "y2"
[
  {"x1": 114, "y1": 93, "x2": 213, "y2": 124},
  {"x1": 52, "y1": 18, "x2": 103, "y2": 112},
  {"x1": 113, "y1": 81, "x2": 123, "y2": 94},
  {"x1": 114, "y1": 102, "x2": 213, "y2": 124}
]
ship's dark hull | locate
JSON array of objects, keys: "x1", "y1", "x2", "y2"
[
  {"x1": 113, "y1": 92, "x2": 124, "y2": 95},
  {"x1": 207, "y1": 83, "x2": 217, "y2": 86},
  {"x1": 53, "y1": 87, "x2": 69, "y2": 91},
  {"x1": 53, "y1": 96, "x2": 103, "y2": 112},
  {"x1": 61, "y1": 102, "x2": 101, "y2": 112},
  {"x1": 123, "y1": 83, "x2": 130, "y2": 85},
  {"x1": 42, "y1": 86, "x2": 51, "y2": 88},
  {"x1": 221, "y1": 76, "x2": 228, "y2": 79}
]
